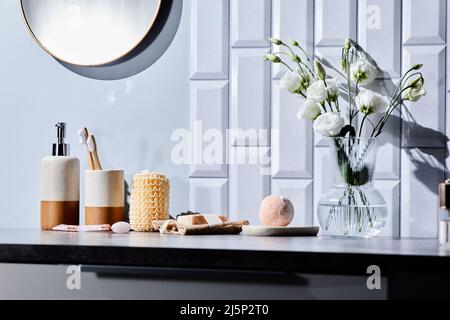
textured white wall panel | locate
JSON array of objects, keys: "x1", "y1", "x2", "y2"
[
  {"x1": 230, "y1": 48, "x2": 271, "y2": 146},
  {"x1": 190, "y1": 0, "x2": 229, "y2": 79},
  {"x1": 402, "y1": 45, "x2": 446, "y2": 147},
  {"x1": 271, "y1": 82, "x2": 313, "y2": 178},
  {"x1": 229, "y1": 147, "x2": 271, "y2": 223},
  {"x1": 374, "y1": 180, "x2": 400, "y2": 237},
  {"x1": 189, "y1": 0, "x2": 448, "y2": 238},
  {"x1": 272, "y1": 0, "x2": 314, "y2": 79},
  {"x1": 358, "y1": 0, "x2": 401, "y2": 78},
  {"x1": 190, "y1": 81, "x2": 229, "y2": 177},
  {"x1": 315, "y1": 0, "x2": 357, "y2": 47},
  {"x1": 403, "y1": 0, "x2": 446, "y2": 45},
  {"x1": 365, "y1": 80, "x2": 401, "y2": 180},
  {"x1": 189, "y1": 178, "x2": 228, "y2": 215},
  {"x1": 272, "y1": 179, "x2": 313, "y2": 226},
  {"x1": 401, "y1": 148, "x2": 445, "y2": 238},
  {"x1": 313, "y1": 147, "x2": 333, "y2": 225},
  {"x1": 374, "y1": 135, "x2": 401, "y2": 180},
  {"x1": 231, "y1": 0, "x2": 271, "y2": 48}
]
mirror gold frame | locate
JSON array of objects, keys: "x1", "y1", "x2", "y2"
[{"x1": 20, "y1": 0, "x2": 163, "y2": 67}]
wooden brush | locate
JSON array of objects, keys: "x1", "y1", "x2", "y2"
[
  {"x1": 87, "y1": 135, "x2": 103, "y2": 170},
  {"x1": 77, "y1": 127, "x2": 95, "y2": 170}
]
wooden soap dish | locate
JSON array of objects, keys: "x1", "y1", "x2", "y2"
[{"x1": 242, "y1": 225, "x2": 319, "y2": 237}]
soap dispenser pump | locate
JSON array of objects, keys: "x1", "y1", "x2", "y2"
[{"x1": 40, "y1": 122, "x2": 80, "y2": 230}]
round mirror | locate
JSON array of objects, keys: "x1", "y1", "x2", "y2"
[{"x1": 20, "y1": 0, "x2": 162, "y2": 66}]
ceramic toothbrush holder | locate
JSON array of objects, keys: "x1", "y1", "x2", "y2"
[{"x1": 85, "y1": 170, "x2": 124, "y2": 225}]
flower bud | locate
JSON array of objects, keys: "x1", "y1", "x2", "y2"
[
  {"x1": 268, "y1": 37, "x2": 283, "y2": 45},
  {"x1": 314, "y1": 59, "x2": 326, "y2": 80},
  {"x1": 344, "y1": 38, "x2": 352, "y2": 50},
  {"x1": 408, "y1": 76, "x2": 424, "y2": 90},
  {"x1": 412, "y1": 64, "x2": 423, "y2": 70},
  {"x1": 264, "y1": 54, "x2": 281, "y2": 63},
  {"x1": 289, "y1": 39, "x2": 300, "y2": 47},
  {"x1": 291, "y1": 55, "x2": 302, "y2": 63}
]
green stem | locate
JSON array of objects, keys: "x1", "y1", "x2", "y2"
[
  {"x1": 358, "y1": 114, "x2": 368, "y2": 137},
  {"x1": 357, "y1": 187, "x2": 374, "y2": 229},
  {"x1": 293, "y1": 44, "x2": 316, "y2": 79},
  {"x1": 280, "y1": 61, "x2": 293, "y2": 72},
  {"x1": 297, "y1": 45, "x2": 314, "y2": 68},
  {"x1": 281, "y1": 43, "x2": 314, "y2": 78},
  {"x1": 335, "y1": 99, "x2": 341, "y2": 112},
  {"x1": 328, "y1": 101, "x2": 334, "y2": 112},
  {"x1": 366, "y1": 117, "x2": 375, "y2": 130},
  {"x1": 389, "y1": 69, "x2": 422, "y2": 103},
  {"x1": 325, "y1": 189, "x2": 347, "y2": 231},
  {"x1": 347, "y1": 52, "x2": 358, "y2": 126},
  {"x1": 371, "y1": 85, "x2": 415, "y2": 136}
]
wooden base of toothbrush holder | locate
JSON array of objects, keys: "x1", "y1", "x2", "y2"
[
  {"x1": 85, "y1": 170, "x2": 125, "y2": 226},
  {"x1": 85, "y1": 207, "x2": 124, "y2": 225}
]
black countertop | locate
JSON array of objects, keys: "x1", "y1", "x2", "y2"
[{"x1": 1, "y1": 229, "x2": 450, "y2": 275}]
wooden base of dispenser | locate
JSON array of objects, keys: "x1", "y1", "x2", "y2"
[{"x1": 40, "y1": 201, "x2": 80, "y2": 230}]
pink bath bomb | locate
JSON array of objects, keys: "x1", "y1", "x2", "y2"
[{"x1": 259, "y1": 195, "x2": 294, "y2": 227}]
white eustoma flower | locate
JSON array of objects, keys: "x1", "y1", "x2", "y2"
[
  {"x1": 280, "y1": 71, "x2": 302, "y2": 94},
  {"x1": 326, "y1": 78, "x2": 340, "y2": 102},
  {"x1": 314, "y1": 59, "x2": 326, "y2": 80},
  {"x1": 404, "y1": 77, "x2": 426, "y2": 102},
  {"x1": 307, "y1": 80, "x2": 327, "y2": 103},
  {"x1": 307, "y1": 79, "x2": 340, "y2": 103},
  {"x1": 350, "y1": 59, "x2": 378, "y2": 86},
  {"x1": 313, "y1": 112, "x2": 345, "y2": 137},
  {"x1": 405, "y1": 86, "x2": 426, "y2": 102},
  {"x1": 298, "y1": 99, "x2": 322, "y2": 121},
  {"x1": 355, "y1": 89, "x2": 389, "y2": 115}
]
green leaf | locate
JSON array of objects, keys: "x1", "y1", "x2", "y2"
[{"x1": 338, "y1": 125, "x2": 356, "y2": 137}]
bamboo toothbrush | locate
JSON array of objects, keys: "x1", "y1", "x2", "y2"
[
  {"x1": 77, "y1": 127, "x2": 95, "y2": 170},
  {"x1": 87, "y1": 135, "x2": 103, "y2": 170}
]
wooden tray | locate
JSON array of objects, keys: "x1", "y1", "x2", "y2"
[{"x1": 242, "y1": 225, "x2": 319, "y2": 237}]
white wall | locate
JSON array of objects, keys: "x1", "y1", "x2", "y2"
[
  {"x1": 0, "y1": 1, "x2": 190, "y2": 228},
  {"x1": 189, "y1": 0, "x2": 448, "y2": 238}
]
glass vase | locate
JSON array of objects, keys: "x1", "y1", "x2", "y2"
[{"x1": 317, "y1": 138, "x2": 388, "y2": 238}]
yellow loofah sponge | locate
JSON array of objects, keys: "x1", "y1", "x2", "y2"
[{"x1": 129, "y1": 171, "x2": 170, "y2": 232}]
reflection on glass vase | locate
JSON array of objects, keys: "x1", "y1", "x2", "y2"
[{"x1": 317, "y1": 138, "x2": 388, "y2": 238}]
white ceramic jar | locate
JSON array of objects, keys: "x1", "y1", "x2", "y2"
[{"x1": 85, "y1": 170, "x2": 125, "y2": 225}]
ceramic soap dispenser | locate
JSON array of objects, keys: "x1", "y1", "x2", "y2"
[{"x1": 40, "y1": 122, "x2": 80, "y2": 230}]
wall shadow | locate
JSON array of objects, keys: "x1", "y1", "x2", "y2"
[{"x1": 383, "y1": 114, "x2": 447, "y2": 195}]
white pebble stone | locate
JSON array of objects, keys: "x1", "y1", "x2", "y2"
[{"x1": 112, "y1": 221, "x2": 131, "y2": 234}]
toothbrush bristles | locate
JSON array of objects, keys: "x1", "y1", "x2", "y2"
[
  {"x1": 87, "y1": 135, "x2": 95, "y2": 152},
  {"x1": 77, "y1": 128, "x2": 88, "y2": 145}
]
